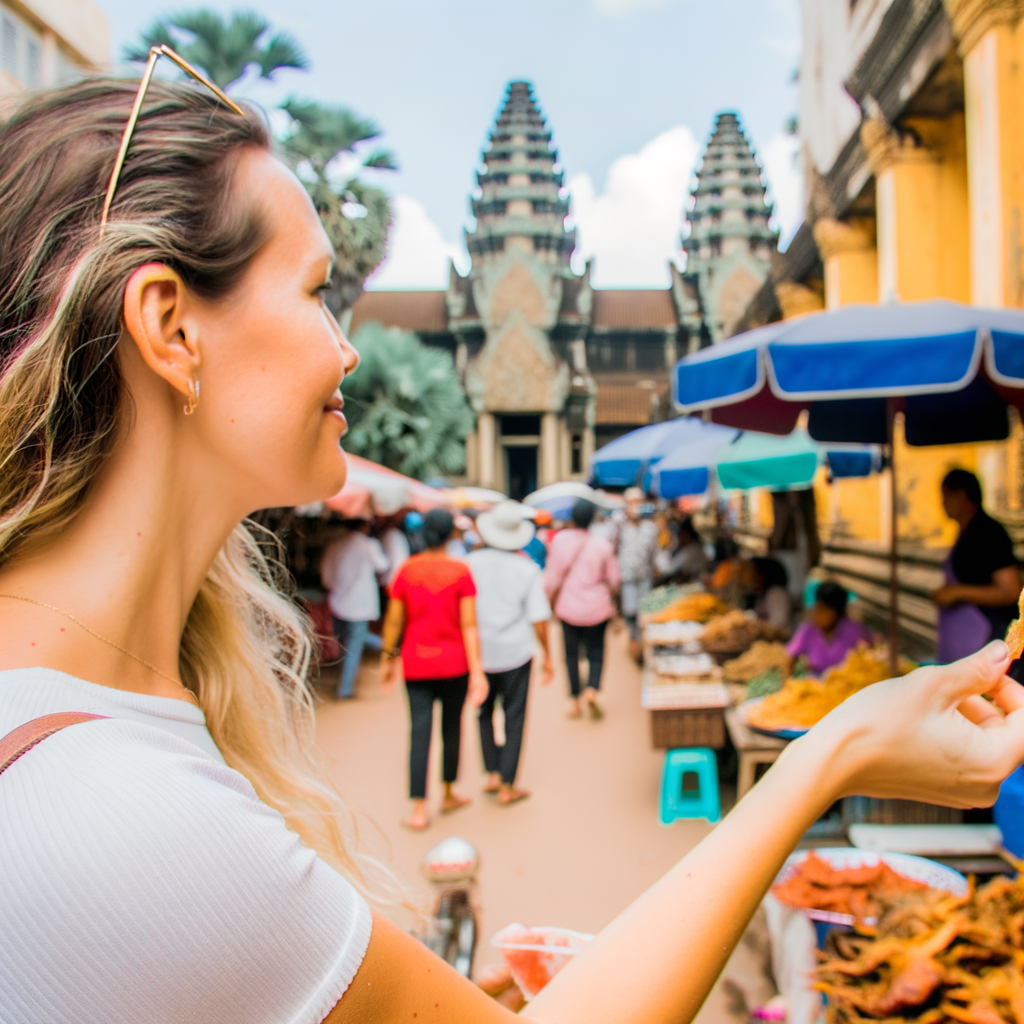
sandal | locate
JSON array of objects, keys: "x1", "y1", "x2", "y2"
[
  {"x1": 497, "y1": 788, "x2": 530, "y2": 806},
  {"x1": 586, "y1": 698, "x2": 604, "y2": 721},
  {"x1": 440, "y1": 794, "x2": 471, "y2": 815}
]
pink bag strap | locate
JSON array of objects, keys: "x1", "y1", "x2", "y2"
[{"x1": 0, "y1": 712, "x2": 107, "y2": 777}]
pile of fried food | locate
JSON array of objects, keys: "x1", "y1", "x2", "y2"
[
  {"x1": 772, "y1": 851, "x2": 929, "y2": 922},
  {"x1": 723, "y1": 640, "x2": 790, "y2": 683},
  {"x1": 817, "y1": 873, "x2": 1024, "y2": 1024},
  {"x1": 747, "y1": 646, "x2": 913, "y2": 732},
  {"x1": 701, "y1": 610, "x2": 789, "y2": 655},
  {"x1": 647, "y1": 592, "x2": 727, "y2": 624}
]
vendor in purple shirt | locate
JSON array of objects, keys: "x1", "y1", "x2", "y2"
[{"x1": 785, "y1": 580, "x2": 873, "y2": 677}]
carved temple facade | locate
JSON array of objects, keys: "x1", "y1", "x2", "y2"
[{"x1": 347, "y1": 84, "x2": 773, "y2": 498}]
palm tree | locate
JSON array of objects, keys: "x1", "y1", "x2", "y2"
[
  {"x1": 127, "y1": 11, "x2": 395, "y2": 313},
  {"x1": 279, "y1": 98, "x2": 397, "y2": 314},
  {"x1": 341, "y1": 323, "x2": 473, "y2": 481},
  {"x1": 126, "y1": 10, "x2": 308, "y2": 91}
]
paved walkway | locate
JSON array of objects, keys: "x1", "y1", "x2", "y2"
[{"x1": 314, "y1": 620, "x2": 715, "y2": 977}]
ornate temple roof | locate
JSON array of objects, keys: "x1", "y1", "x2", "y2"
[
  {"x1": 465, "y1": 81, "x2": 575, "y2": 266},
  {"x1": 590, "y1": 290, "x2": 678, "y2": 330},
  {"x1": 348, "y1": 290, "x2": 449, "y2": 335},
  {"x1": 683, "y1": 111, "x2": 777, "y2": 259}
]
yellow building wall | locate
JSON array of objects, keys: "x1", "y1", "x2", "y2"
[
  {"x1": 876, "y1": 116, "x2": 970, "y2": 304},
  {"x1": 819, "y1": 413, "x2": 1023, "y2": 549}
]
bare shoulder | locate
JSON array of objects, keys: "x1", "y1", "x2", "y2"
[{"x1": 324, "y1": 913, "x2": 520, "y2": 1024}]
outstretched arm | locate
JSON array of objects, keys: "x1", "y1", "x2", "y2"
[{"x1": 330, "y1": 641, "x2": 1024, "y2": 1024}]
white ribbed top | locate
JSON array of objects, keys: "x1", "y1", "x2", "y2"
[{"x1": 0, "y1": 668, "x2": 372, "y2": 1024}]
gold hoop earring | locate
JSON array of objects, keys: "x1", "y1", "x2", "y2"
[{"x1": 183, "y1": 379, "x2": 199, "y2": 416}]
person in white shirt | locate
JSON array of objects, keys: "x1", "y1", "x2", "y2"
[
  {"x1": 320, "y1": 521, "x2": 389, "y2": 699},
  {"x1": 467, "y1": 501, "x2": 554, "y2": 805},
  {"x1": 380, "y1": 519, "x2": 410, "y2": 587}
]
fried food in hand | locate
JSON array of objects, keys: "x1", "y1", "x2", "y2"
[{"x1": 1004, "y1": 587, "x2": 1024, "y2": 660}]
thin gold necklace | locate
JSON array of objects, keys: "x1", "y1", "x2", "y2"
[{"x1": 0, "y1": 593, "x2": 198, "y2": 705}]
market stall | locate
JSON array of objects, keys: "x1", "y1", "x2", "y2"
[{"x1": 673, "y1": 299, "x2": 1024, "y2": 670}]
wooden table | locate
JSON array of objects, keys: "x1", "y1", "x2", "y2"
[{"x1": 725, "y1": 705, "x2": 788, "y2": 799}]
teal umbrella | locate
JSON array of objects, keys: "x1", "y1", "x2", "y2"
[{"x1": 652, "y1": 429, "x2": 878, "y2": 497}]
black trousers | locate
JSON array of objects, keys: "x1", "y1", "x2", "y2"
[
  {"x1": 406, "y1": 674, "x2": 468, "y2": 800},
  {"x1": 561, "y1": 620, "x2": 609, "y2": 696},
  {"x1": 478, "y1": 659, "x2": 532, "y2": 785}
]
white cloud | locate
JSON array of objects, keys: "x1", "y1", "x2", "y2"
[
  {"x1": 592, "y1": 0, "x2": 669, "y2": 14},
  {"x1": 760, "y1": 132, "x2": 804, "y2": 249},
  {"x1": 364, "y1": 195, "x2": 468, "y2": 290},
  {"x1": 567, "y1": 125, "x2": 699, "y2": 288}
]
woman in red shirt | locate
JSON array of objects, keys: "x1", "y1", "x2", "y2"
[{"x1": 380, "y1": 509, "x2": 488, "y2": 830}]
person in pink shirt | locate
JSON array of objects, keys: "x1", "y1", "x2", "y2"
[{"x1": 544, "y1": 500, "x2": 621, "y2": 719}]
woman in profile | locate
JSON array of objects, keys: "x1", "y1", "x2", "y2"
[{"x1": 2, "y1": 74, "x2": 1024, "y2": 1024}]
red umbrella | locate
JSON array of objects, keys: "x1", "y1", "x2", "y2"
[{"x1": 325, "y1": 454, "x2": 450, "y2": 517}]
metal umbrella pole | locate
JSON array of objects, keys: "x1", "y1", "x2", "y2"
[{"x1": 886, "y1": 399, "x2": 899, "y2": 677}]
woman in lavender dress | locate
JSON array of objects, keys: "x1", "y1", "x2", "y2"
[{"x1": 785, "y1": 581, "x2": 873, "y2": 677}]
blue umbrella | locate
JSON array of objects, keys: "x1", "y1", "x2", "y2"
[
  {"x1": 673, "y1": 300, "x2": 1024, "y2": 444},
  {"x1": 652, "y1": 429, "x2": 879, "y2": 499},
  {"x1": 589, "y1": 417, "x2": 738, "y2": 489},
  {"x1": 671, "y1": 299, "x2": 1024, "y2": 666}
]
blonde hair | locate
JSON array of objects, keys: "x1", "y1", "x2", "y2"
[{"x1": 0, "y1": 79, "x2": 405, "y2": 907}]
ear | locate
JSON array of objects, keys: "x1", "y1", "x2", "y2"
[{"x1": 122, "y1": 263, "x2": 198, "y2": 400}]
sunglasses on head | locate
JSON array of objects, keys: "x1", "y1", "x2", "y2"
[{"x1": 99, "y1": 44, "x2": 245, "y2": 238}]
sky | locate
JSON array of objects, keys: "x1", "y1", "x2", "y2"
[{"x1": 95, "y1": 0, "x2": 803, "y2": 290}]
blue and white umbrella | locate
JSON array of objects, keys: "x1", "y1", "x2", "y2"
[
  {"x1": 651, "y1": 428, "x2": 879, "y2": 499},
  {"x1": 673, "y1": 300, "x2": 1024, "y2": 445},
  {"x1": 589, "y1": 417, "x2": 739, "y2": 489}
]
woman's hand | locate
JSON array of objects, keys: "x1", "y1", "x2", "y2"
[
  {"x1": 810, "y1": 640, "x2": 1024, "y2": 808},
  {"x1": 468, "y1": 669, "x2": 489, "y2": 707}
]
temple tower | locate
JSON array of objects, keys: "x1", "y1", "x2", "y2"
[
  {"x1": 680, "y1": 112, "x2": 777, "y2": 345},
  {"x1": 448, "y1": 81, "x2": 594, "y2": 499},
  {"x1": 465, "y1": 81, "x2": 575, "y2": 267}
]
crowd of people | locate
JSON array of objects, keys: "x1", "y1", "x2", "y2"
[
  {"x1": 313, "y1": 467, "x2": 1024, "y2": 832},
  {"x1": 315, "y1": 484, "x2": 887, "y2": 830}
]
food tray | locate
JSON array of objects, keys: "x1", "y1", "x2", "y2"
[
  {"x1": 773, "y1": 847, "x2": 967, "y2": 928},
  {"x1": 740, "y1": 696, "x2": 809, "y2": 740},
  {"x1": 651, "y1": 652, "x2": 719, "y2": 678},
  {"x1": 642, "y1": 680, "x2": 730, "y2": 710}
]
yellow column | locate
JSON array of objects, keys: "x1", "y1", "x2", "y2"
[
  {"x1": 774, "y1": 281, "x2": 824, "y2": 319},
  {"x1": 861, "y1": 110, "x2": 970, "y2": 303},
  {"x1": 945, "y1": 0, "x2": 1024, "y2": 306},
  {"x1": 812, "y1": 218, "x2": 879, "y2": 309}
]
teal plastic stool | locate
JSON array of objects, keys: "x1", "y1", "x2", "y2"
[{"x1": 659, "y1": 747, "x2": 720, "y2": 825}]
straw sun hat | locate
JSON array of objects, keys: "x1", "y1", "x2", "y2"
[{"x1": 476, "y1": 500, "x2": 536, "y2": 551}]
